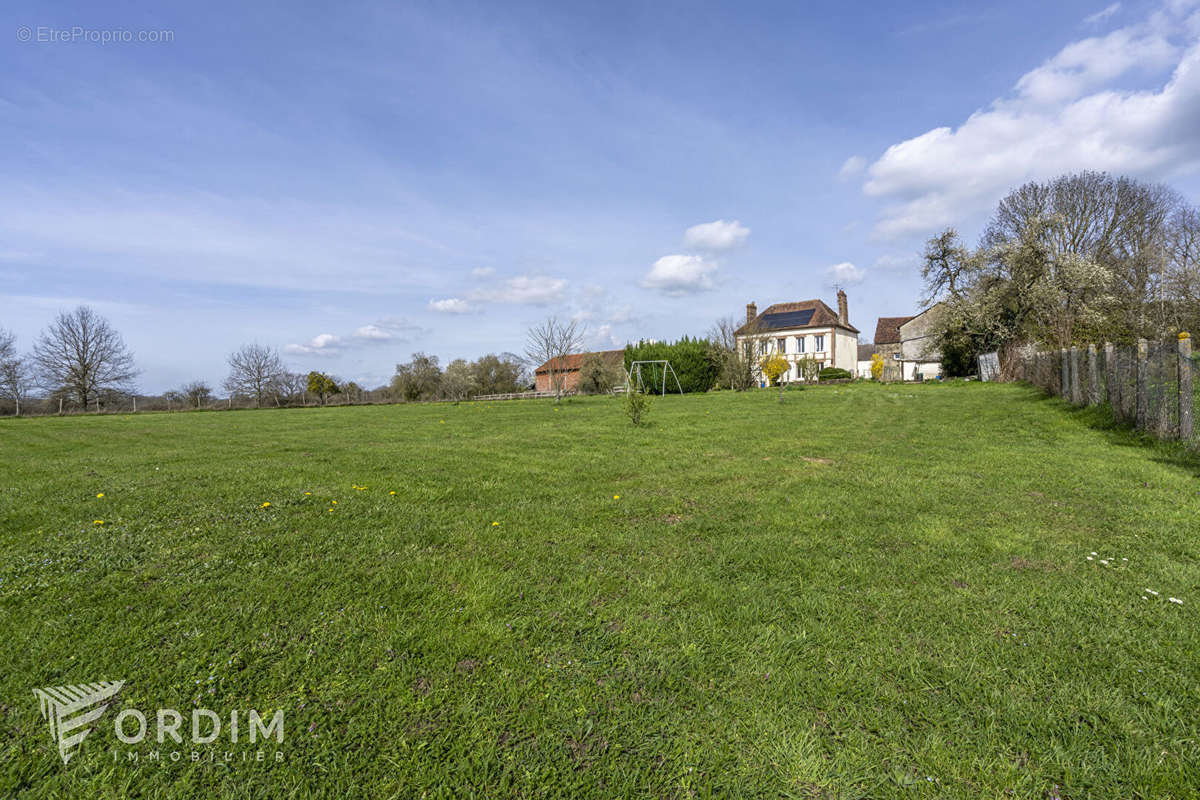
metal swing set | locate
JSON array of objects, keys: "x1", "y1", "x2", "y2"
[{"x1": 625, "y1": 360, "x2": 684, "y2": 396}]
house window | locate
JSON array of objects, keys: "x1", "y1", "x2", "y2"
[
  {"x1": 797, "y1": 336, "x2": 805, "y2": 353},
  {"x1": 893, "y1": 353, "x2": 901, "y2": 360},
  {"x1": 814, "y1": 335, "x2": 825, "y2": 352},
  {"x1": 777, "y1": 337, "x2": 787, "y2": 353},
  {"x1": 760, "y1": 340, "x2": 768, "y2": 355}
]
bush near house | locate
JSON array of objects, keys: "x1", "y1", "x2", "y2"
[
  {"x1": 817, "y1": 367, "x2": 853, "y2": 382},
  {"x1": 623, "y1": 337, "x2": 718, "y2": 393}
]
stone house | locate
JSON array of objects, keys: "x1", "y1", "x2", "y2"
[{"x1": 872, "y1": 303, "x2": 945, "y2": 381}]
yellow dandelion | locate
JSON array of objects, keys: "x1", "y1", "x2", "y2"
[
  {"x1": 93, "y1": 519, "x2": 104, "y2": 525},
  {"x1": 439, "y1": 420, "x2": 445, "y2": 424},
  {"x1": 331, "y1": 500, "x2": 338, "y2": 504},
  {"x1": 613, "y1": 494, "x2": 620, "y2": 500},
  {"x1": 328, "y1": 508, "x2": 334, "y2": 512},
  {"x1": 261, "y1": 502, "x2": 271, "y2": 508},
  {"x1": 96, "y1": 493, "x2": 105, "y2": 498},
  {"x1": 491, "y1": 521, "x2": 500, "y2": 527},
  {"x1": 389, "y1": 491, "x2": 396, "y2": 496},
  {"x1": 304, "y1": 492, "x2": 312, "y2": 496}
]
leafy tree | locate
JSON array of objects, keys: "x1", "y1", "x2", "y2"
[
  {"x1": 441, "y1": 359, "x2": 477, "y2": 400},
  {"x1": 579, "y1": 353, "x2": 622, "y2": 394},
  {"x1": 307, "y1": 371, "x2": 339, "y2": 404},
  {"x1": 797, "y1": 356, "x2": 822, "y2": 383},
  {"x1": 392, "y1": 353, "x2": 442, "y2": 401},
  {"x1": 31, "y1": 306, "x2": 138, "y2": 408},
  {"x1": 471, "y1": 353, "x2": 525, "y2": 395}
]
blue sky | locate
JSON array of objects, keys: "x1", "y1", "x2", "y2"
[{"x1": 3, "y1": 0, "x2": 1199, "y2": 391}]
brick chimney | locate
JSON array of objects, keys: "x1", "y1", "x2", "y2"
[
  {"x1": 746, "y1": 302, "x2": 757, "y2": 326},
  {"x1": 837, "y1": 290, "x2": 848, "y2": 327}
]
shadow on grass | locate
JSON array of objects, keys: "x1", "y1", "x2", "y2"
[{"x1": 1011, "y1": 382, "x2": 1200, "y2": 477}]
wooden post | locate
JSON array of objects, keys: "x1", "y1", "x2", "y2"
[
  {"x1": 1075, "y1": 345, "x2": 1084, "y2": 402},
  {"x1": 133, "y1": 396, "x2": 137, "y2": 413},
  {"x1": 1103, "y1": 343, "x2": 1115, "y2": 409},
  {"x1": 1136, "y1": 338, "x2": 1148, "y2": 429},
  {"x1": 1086, "y1": 344, "x2": 1098, "y2": 405},
  {"x1": 1060, "y1": 349, "x2": 1068, "y2": 397},
  {"x1": 59, "y1": 398, "x2": 63, "y2": 415},
  {"x1": 1180, "y1": 333, "x2": 1193, "y2": 440}
]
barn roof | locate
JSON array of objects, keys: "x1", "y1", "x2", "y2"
[
  {"x1": 873, "y1": 316, "x2": 915, "y2": 345},
  {"x1": 533, "y1": 349, "x2": 623, "y2": 375}
]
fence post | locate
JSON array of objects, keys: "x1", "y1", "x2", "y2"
[
  {"x1": 1136, "y1": 338, "x2": 1148, "y2": 429},
  {"x1": 1069, "y1": 346, "x2": 1081, "y2": 404},
  {"x1": 1060, "y1": 349, "x2": 1068, "y2": 397},
  {"x1": 1180, "y1": 333, "x2": 1193, "y2": 440},
  {"x1": 1104, "y1": 343, "x2": 1115, "y2": 409},
  {"x1": 1086, "y1": 344, "x2": 1098, "y2": 405}
]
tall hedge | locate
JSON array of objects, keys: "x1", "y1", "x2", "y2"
[{"x1": 623, "y1": 337, "x2": 718, "y2": 393}]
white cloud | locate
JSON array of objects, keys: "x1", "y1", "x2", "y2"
[
  {"x1": 823, "y1": 262, "x2": 866, "y2": 287},
  {"x1": 862, "y1": 2, "x2": 1200, "y2": 239},
  {"x1": 470, "y1": 266, "x2": 495, "y2": 278},
  {"x1": 873, "y1": 253, "x2": 914, "y2": 271},
  {"x1": 428, "y1": 297, "x2": 475, "y2": 314},
  {"x1": 352, "y1": 324, "x2": 395, "y2": 340},
  {"x1": 683, "y1": 219, "x2": 750, "y2": 251},
  {"x1": 284, "y1": 333, "x2": 342, "y2": 356},
  {"x1": 838, "y1": 155, "x2": 867, "y2": 179},
  {"x1": 470, "y1": 275, "x2": 568, "y2": 305},
  {"x1": 640, "y1": 254, "x2": 718, "y2": 295},
  {"x1": 346, "y1": 317, "x2": 424, "y2": 343},
  {"x1": 1085, "y1": 3, "x2": 1121, "y2": 24}
]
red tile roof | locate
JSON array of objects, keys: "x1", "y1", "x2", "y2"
[
  {"x1": 873, "y1": 316, "x2": 915, "y2": 345},
  {"x1": 534, "y1": 349, "x2": 623, "y2": 375}
]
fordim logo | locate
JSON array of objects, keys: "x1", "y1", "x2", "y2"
[
  {"x1": 33, "y1": 681, "x2": 285, "y2": 766},
  {"x1": 33, "y1": 681, "x2": 126, "y2": 764}
]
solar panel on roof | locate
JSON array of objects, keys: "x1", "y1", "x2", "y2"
[{"x1": 759, "y1": 309, "x2": 814, "y2": 329}]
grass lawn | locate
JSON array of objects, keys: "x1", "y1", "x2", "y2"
[{"x1": 1, "y1": 382, "x2": 1198, "y2": 798}]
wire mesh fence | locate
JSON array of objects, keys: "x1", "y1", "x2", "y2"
[{"x1": 1010, "y1": 335, "x2": 1196, "y2": 445}]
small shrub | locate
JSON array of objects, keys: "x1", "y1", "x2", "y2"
[
  {"x1": 870, "y1": 353, "x2": 884, "y2": 381},
  {"x1": 623, "y1": 389, "x2": 651, "y2": 426},
  {"x1": 818, "y1": 367, "x2": 852, "y2": 382}
]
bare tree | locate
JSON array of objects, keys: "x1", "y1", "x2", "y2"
[
  {"x1": 524, "y1": 317, "x2": 585, "y2": 402},
  {"x1": 0, "y1": 328, "x2": 33, "y2": 415},
  {"x1": 224, "y1": 344, "x2": 285, "y2": 407},
  {"x1": 707, "y1": 314, "x2": 758, "y2": 390},
  {"x1": 921, "y1": 228, "x2": 970, "y2": 305},
  {"x1": 31, "y1": 306, "x2": 138, "y2": 409},
  {"x1": 179, "y1": 380, "x2": 213, "y2": 409}
]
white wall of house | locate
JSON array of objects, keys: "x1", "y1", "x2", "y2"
[{"x1": 738, "y1": 326, "x2": 858, "y2": 383}]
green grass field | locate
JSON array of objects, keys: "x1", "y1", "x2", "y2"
[{"x1": 1, "y1": 382, "x2": 1198, "y2": 798}]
